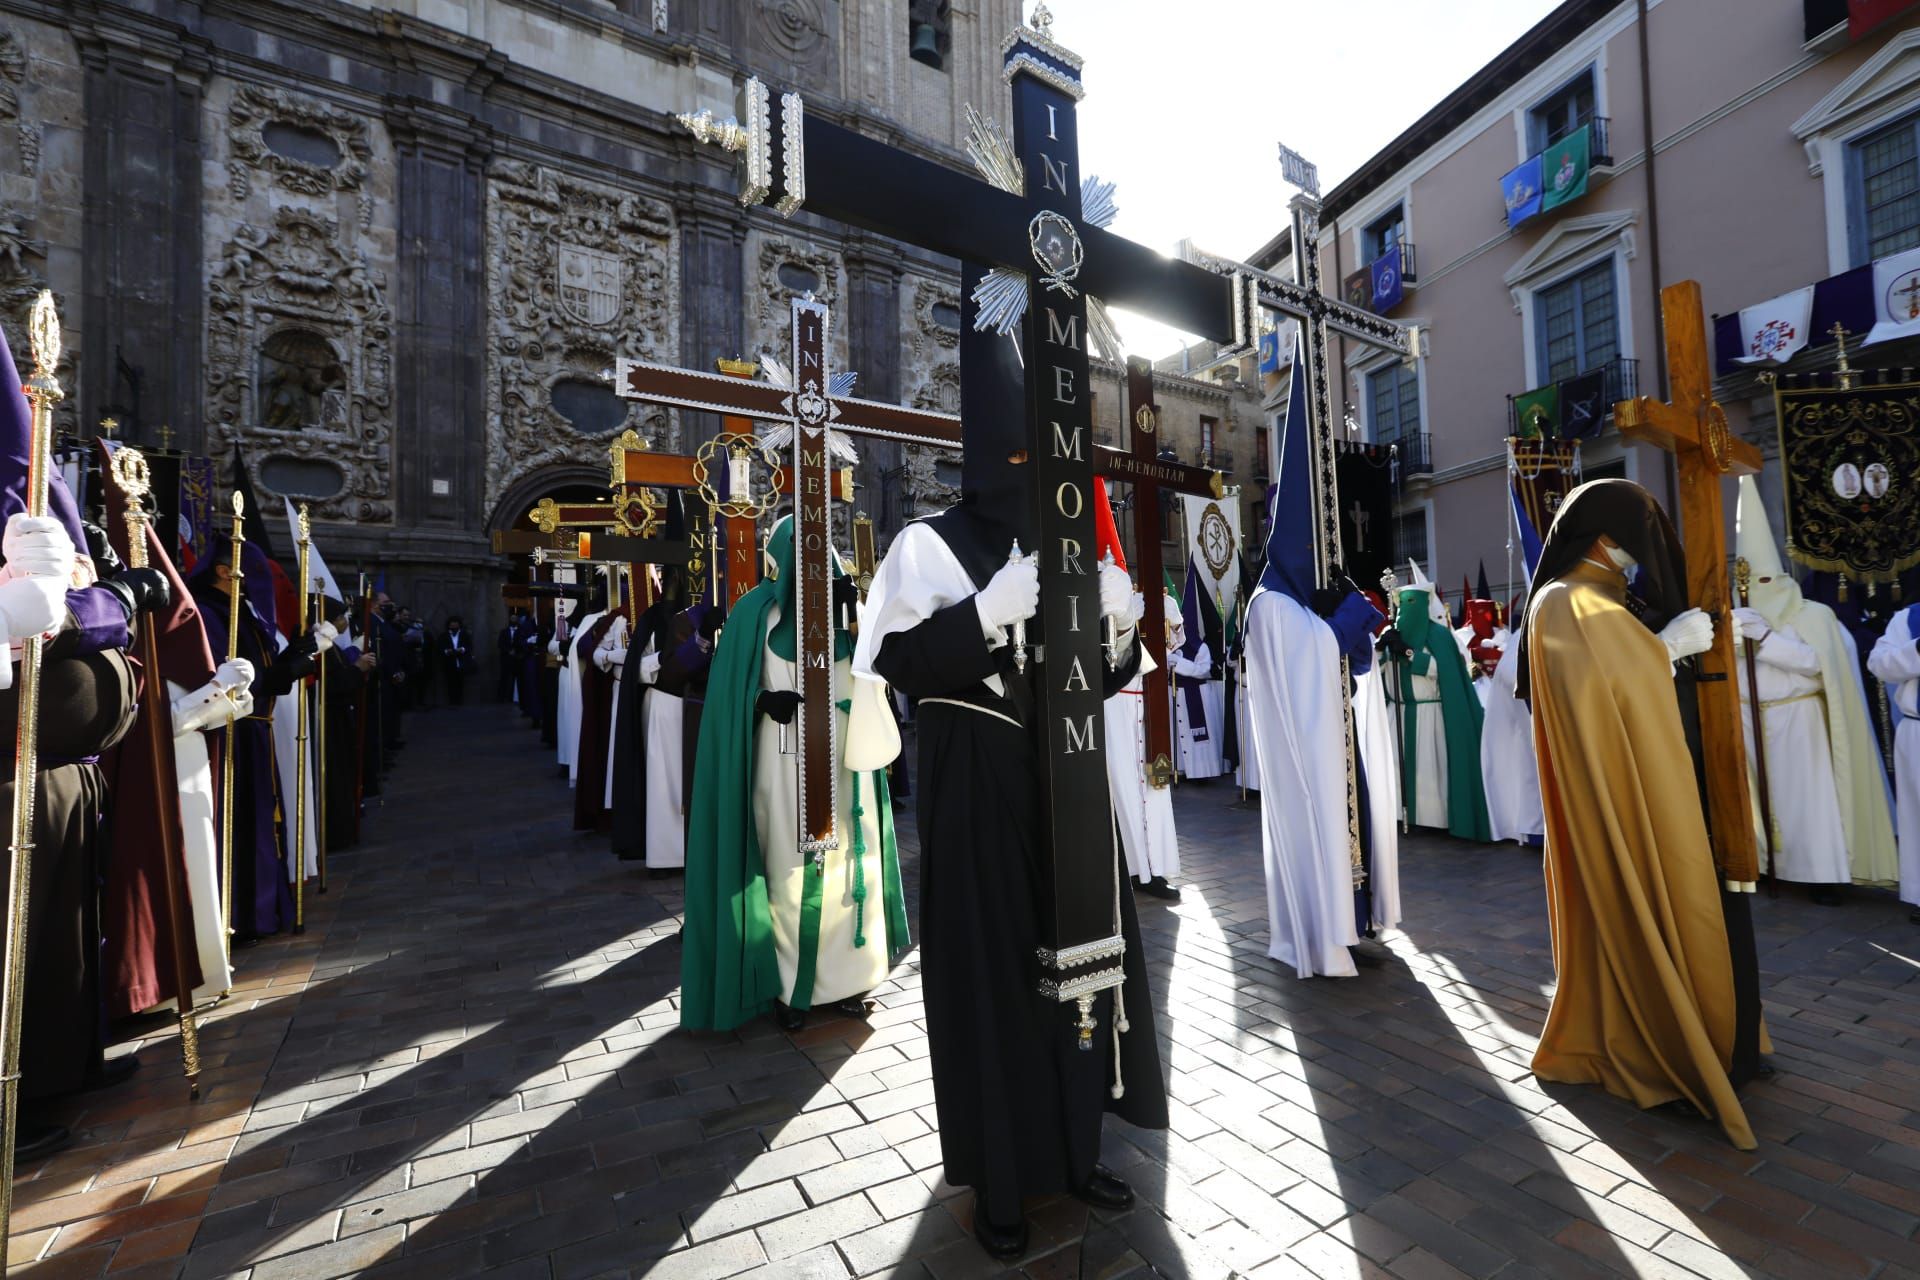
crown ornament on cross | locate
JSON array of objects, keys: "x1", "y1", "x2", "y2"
[{"x1": 1029, "y1": 1, "x2": 1054, "y2": 36}]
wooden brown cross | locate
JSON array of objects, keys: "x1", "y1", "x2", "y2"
[
  {"x1": 618, "y1": 297, "x2": 959, "y2": 859},
  {"x1": 1614, "y1": 279, "x2": 1763, "y2": 888},
  {"x1": 1095, "y1": 356, "x2": 1224, "y2": 787}
]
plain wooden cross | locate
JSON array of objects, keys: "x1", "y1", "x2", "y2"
[
  {"x1": 618, "y1": 297, "x2": 959, "y2": 858},
  {"x1": 1615, "y1": 279, "x2": 1763, "y2": 888},
  {"x1": 1094, "y1": 356, "x2": 1224, "y2": 787}
]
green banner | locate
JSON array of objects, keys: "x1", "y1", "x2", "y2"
[
  {"x1": 1513, "y1": 384, "x2": 1560, "y2": 439},
  {"x1": 1541, "y1": 124, "x2": 1590, "y2": 211}
]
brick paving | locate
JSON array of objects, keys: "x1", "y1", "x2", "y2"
[{"x1": 8, "y1": 701, "x2": 1920, "y2": 1279}]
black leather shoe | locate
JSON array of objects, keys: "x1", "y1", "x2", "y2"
[
  {"x1": 81, "y1": 1054, "x2": 139, "y2": 1093},
  {"x1": 14, "y1": 1120, "x2": 70, "y2": 1164},
  {"x1": 973, "y1": 1205, "x2": 1027, "y2": 1259},
  {"x1": 1137, "y1": 877, "x2": 1181, "y2": 901},
  {"x1": 1910, "y1": 907, "x2": 1920, "y2": 925},
  {"x1": 773, "y1": 1002, "x2": 806, "y2": 1033},
  {"x1": 1075, "y1": 1165, "x2": 1134, "y2": 1211},
  {"x1": 829, "y1": 996, "x2": 872, "y2": 1020},
  {"x1": 1810, "y1": 885, "x2": 1844, "y2": 907}
]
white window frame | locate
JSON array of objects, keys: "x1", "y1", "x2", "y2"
[
  {"x1": 1504, "y1": 210, "x2": 1638, "y2": 390},
  {"x1": 1793, "y1": 27, "x2": 1920, "y2": 274},
  {"x1": 1510, "y1": 46, "x2": 1612, "y2": 163},
  {"x1": 1523, "y1": 63, "x2": 1605, "y2": 156}
]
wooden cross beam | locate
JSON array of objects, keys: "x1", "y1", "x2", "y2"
[
  {"x1": 1614, "y1": 279, "x2": 1763, "y2": 889},
  {"x1": 1094, "y1": 356, "x2": 1224, "y2": 787},
  {"x1": 620, "y1": 299, "x2": 959, "y2": 861}
]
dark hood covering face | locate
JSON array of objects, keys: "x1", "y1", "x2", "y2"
[
  {"x1": 188, "y1": 534, "x2": 278, "y2": 639},
  {"x1": 1257, "y1": 343, "x2": 1315, "y2": 607},
  {"x1": 924, "y1": 260, "x2": 1033, "y2": 588},
  {"x1": 1515, "y1": 478, "x2": 1689, "y2": 702}
]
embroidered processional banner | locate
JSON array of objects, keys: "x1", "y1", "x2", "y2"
[
  {"x1": 1776, "y1": 376, "x2": 1920, "y2": 586},
  {"x1": 1335, "y1": 440, "x2": 1396, "y2": 591},
  {"x1": 1508, "y1": 437, "x2": 1581, "y2": 576},
  {"x1": 1181, "y1": 492, "x2": 1242, "y2": 619}
]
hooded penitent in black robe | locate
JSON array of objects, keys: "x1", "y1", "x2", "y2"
[
  {"x1": 2, "y1": 590, "x2": 137, "y2": 1100},
  {"x1": 573, "y1": 611, "x2": 620, "y2": 834},
  {"x1": 850, "y1": 267, "x2": 1168, "y2": 1226},
  {"x1": 322, "y1": 628, "x2": 367, "y2": 853}
]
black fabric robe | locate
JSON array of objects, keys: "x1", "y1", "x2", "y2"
[
  {"x1": 870, "y1": 594, "x2": 1166, "y2": 1224},
  {"x1": 0, "y1": 599, "x2": 137, "y2": 1099},
  {"x1": 322, "y1": 643, "x2": 366, "y2": 853},
  {"x1": 572, "y1": 613, "x2": 619, "y2": 834}
]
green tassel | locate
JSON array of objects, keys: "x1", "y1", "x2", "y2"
[{"x1": 851, "y1": 771, "x2": 868, "y2": 948}]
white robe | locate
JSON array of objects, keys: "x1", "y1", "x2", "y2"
[
  {"x1": 1234, "y1": 653, "x2": 1260, "y2": 791},
  {"x1": 1246, "y1": 587, "x2": 1361, "y2": 979},
  {"x1": 638, "y1": 633, "x2": 686, "y2": 869},
  {"x1": 756, "y1": 615, "x2": 893, "y2": 1007},
  {"x1": 162, "y1": 679, "x2": 234, "y2": 1007},
  {"x1": 270, "y1": 638, "x2": 319, "y2": 881},
  {"x1": 1397, "y1": 662, "x2": 1449, "y2": 830},
  {"x1": 1171, "y1": 643, "x2": 1225, "y2": 780},
  {"x1": 557, "y1": 610, "x2": 596, "y2": 782},
  {"x1": 1480, "y1": 641, "x2": 1545, "y2": 844},
  {"x1": 1867, "y1": 611, "x2": 1920, "y2": 907},
  {"x1": 1737, "y1": 624, "x2": 1851, "y2": 885},
  {"x1": 597, "y1": 615, "x2": 629, "y2": 809},
  {"x1": 1106, "y1": 658, "x2": 1179, "y2": 884},
  {"x1": 1353, "y1": 664, "x2": 1402, "y2": 934}
]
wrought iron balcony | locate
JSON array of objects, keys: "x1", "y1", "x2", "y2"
[
  {"x1": 1391, "y1": 432, "x2": 1433, "y2": 477},
  {"x1": 1584, "y1": 115, "x2": 1613, "y2": 168},
  {"x1": 1505, "y1": 355, "x2": 1639, "y2": 438}
]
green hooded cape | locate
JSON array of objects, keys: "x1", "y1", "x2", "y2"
[
  {"x1": 679, "y1": 517, "x2": 909, "y2": 1031},
  {"x1": 1395, "y1": 586, "x2": 1492, "y2": 842}
]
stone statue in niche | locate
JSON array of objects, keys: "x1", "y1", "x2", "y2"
[{"x1": 259, "y1": 329, "x2": 346, "y2": 430}]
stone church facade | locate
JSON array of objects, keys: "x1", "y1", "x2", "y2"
[
  {"x1": 1, "y1": 0, "x2": 1037, "y2": 636},
  {"x1": 5, "y1": 0, "x2": 1267, "y2": 654}
]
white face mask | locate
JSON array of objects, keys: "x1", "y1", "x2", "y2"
[{"x1": 1603, "y1": 542, "x2": 1637, "y2": 573}]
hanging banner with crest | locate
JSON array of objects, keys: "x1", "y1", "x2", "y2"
[
  {"x1": 1774, "y1": 374, "x2": 1920, "y2": 587},
  {"x1": 1181, "y1": 492, "x2": 1242, "y2": 619},
  {"x1": 1508, "y1": 437, "x2": 1582, "y2": 578}
]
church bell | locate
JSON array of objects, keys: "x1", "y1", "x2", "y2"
[{"x1": 910, "y1": 22, "x2": 943, "y2": 69}]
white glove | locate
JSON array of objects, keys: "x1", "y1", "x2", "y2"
[
  {"x1": 0, "y1": 574, "x2": 67, "y2": 642},
  {"x1": 215, "y1": 658, "x2": 256, "y2": 693},
  {"x1": 171, "y1": 675, "x2": 250, "y2": 735},
  {"x1": 1098, "y1": 562, "x2": 1133, "y2": 623},
  {"x1": 314, "y1": 621, "x2": 339, "y2": 654},
  {"x1": 0, "y1": 514, "x2": 76, "y2": 585},
  {"x1": 1128, "y1": 590, "x2": 1146, "y2": 625},
  {"x1": 639, "y1": 651, "x2": 663, "y2": 683},
  {"x1": 974, "y1": 556, "x2": 1039, "y2": 635},
  {"x1": 1732, "y1": 607, "x2": 1769, "y2": 643},
  {"x1": 547, "y1": 637, "x2": 561, "y2": 656},
  {"x1": 1660, "y1": 608, "x2": 1715, "y2": 663}
]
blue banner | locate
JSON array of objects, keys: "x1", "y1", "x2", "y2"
[
  {"x1": 1370, "y1": 243, "x2": 1405, "y2": 313},
  {"x1": 1502, "y1": 154, "x2": 1543, "y2": 229},
  {"x1": 1257, "y1": 328, "x2": 1282, "y2": 374}
]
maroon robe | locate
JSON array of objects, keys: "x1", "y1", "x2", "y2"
[{"x1": 99, "y1": 441, "x2": 216, "y2": 1017}]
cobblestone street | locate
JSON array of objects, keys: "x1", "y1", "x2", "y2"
[{"x1": 9, "y1": 703, "x2": 1920, "y2": 1280}]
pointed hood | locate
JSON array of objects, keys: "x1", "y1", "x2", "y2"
[
  {"x1": 1733, "y1": 475, "x2": 1805, "y2": 625},
  {"x1": 98, "y1": 440, "x2": 216, "y2": 686},
  {"x1": 229, "y1": 444, "x2": 277, "y2": 563},
  {"x1": 1094, "y1": 477, "x2": 1127, "y2": 573},
  {"x1": 1257, "y1": 344, "x2": 1315, "y2": 607},
  {"x1": 930, "y1": 261, "x2": 1033, "y2": 586},
  {"x1": 1, "y1": 317, "x2": 87, "y2": 567}
]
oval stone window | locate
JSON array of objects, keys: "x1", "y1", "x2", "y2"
[
  {"x1": 776, "y1": 262, "x2": 822, "y2": 294},
  {"x1": 550, "y1": 376, "x2": 628, "y2": 435},
  {"x1": 930, "y1": 302, "x2": 962, "y2": 331},
  {"x1": 934, "y1": 457, "x2": 962, "y2": 489},
  {"x1": 261, "y1": 121, "x2": 342, "y2": 169},
  {"x1": 262, "y1": 457, "x2": 346, "y2": 500}
]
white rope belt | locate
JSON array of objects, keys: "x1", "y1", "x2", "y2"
[
  {"x1": 1759, "y1": 690, "x2": 1824, "y2": 710},
  {"x1": 917, "y1": 697, "x2": 1021, "y2": 730}
]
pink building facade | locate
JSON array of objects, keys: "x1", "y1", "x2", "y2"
[{"x1": 1245, "y1": 0, "x2": 1920, "y2": 606}]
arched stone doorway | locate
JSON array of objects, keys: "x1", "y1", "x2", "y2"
[{"x1": 482, "y1": 464, "x2": 614, "y2": 679}]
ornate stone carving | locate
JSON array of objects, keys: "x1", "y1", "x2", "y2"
[
  {"x1": 758, "y1": 0, "x2": 829, "y2": 60},
  {"x1": 485, "y1": 162, "x2": 678, "y2": 514},
  {"x1": 749, "y1": 236, "x2": 843, "y2": 366},
  {"x1": 0, "y1": 28, "x2": 22, "y2": 123},
  {"x1": 226, "y1": 84, "x2": 372, "y2": 201},
  {"x1": 205, "y1": 207, "x2": 394, "y2": 521},
  {"x1": 0, "y1": 205, "x2": 73, "y2": 436},
  {"x1": 16, "y1": 121, "x2": 35, "y2": 176},
  {"x1": 899, "y1": 277, "x2": 962, "y2": 521},
  {"x1": 653, "y1": 0, "x2": 670, "y2": 32}
]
